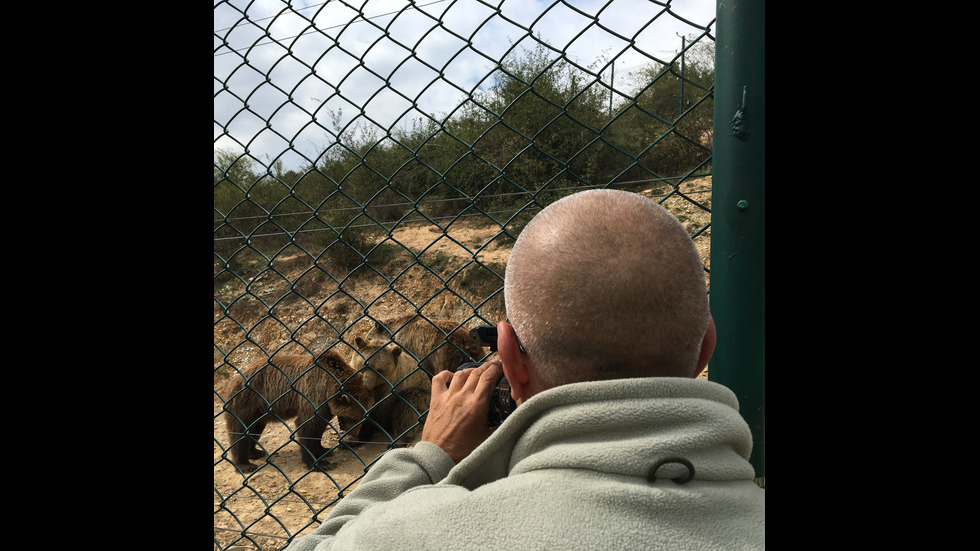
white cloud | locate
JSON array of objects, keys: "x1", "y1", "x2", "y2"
[{"x1": 214, "y1": 0, "x2": 716, "y2": 170}]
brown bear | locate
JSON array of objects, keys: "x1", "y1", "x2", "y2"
[
  {"x1": 223, "y1": 344, "x2": 398, "y2": 474},
  {"x1": 355, "y1": 315, "x2": 486, "y2": 444}
]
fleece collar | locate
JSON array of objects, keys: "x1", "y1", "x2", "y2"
[{"x1": 443, "y1": 377, "x2": 755, "y2": 489}]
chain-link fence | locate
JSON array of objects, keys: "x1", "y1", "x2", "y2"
[{"x1": 215, "y1": 1, "x2": 719, "y2": 549}]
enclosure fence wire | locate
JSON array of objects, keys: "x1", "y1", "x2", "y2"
[{"x1": 215, "y1": 1, "x2": 716, "y2": 549}]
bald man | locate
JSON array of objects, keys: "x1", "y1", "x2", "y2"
[{"x1": 286, "y1": 190, "x2": 765, "y2": 551}]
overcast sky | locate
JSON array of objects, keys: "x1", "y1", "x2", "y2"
[{"x1": 214, "y1": 0, "x2": 716, "y2": 171}]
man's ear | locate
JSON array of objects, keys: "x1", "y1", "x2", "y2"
[
  {"x1": 694, "y1": 315, "x2": 716, "y2": 378},
  {"x1": 497, "y1": 321, "x2": 530, "y2": 403}
]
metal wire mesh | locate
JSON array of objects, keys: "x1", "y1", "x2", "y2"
[{"x1": 215, "y1": 1, "x2": 716, "y2": 548}]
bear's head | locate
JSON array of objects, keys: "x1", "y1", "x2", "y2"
[{"x1": 351, "y1": 335, "x2": 403, "y2": 392}]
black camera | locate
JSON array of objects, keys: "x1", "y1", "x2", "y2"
[{"x1": 454, "y1": 325, "x2": 517, "y2": 427}]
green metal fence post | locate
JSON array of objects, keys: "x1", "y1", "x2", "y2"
[{"x1": 710, "y1": 0, "x2": 765, "y2": 483}]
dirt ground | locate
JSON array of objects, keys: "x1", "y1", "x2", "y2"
[{"x1": 213, "y1": 180, "x2": 712, "y2": 550}]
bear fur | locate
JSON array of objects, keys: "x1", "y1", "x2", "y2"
[
  {"x1": 223, "y1": 345, "x2": 397, "y2": 473},
  {"x1": 356, "y1": 315, "x2": 486, "y2": 444}
]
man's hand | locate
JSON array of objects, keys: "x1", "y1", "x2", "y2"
[{"x1": 422, "y1": 361, "x2": 503, "y2": 463}]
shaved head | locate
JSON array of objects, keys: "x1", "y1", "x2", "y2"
[{"x1": 504, "y1": 189, "x2": 709, "y2": 385}]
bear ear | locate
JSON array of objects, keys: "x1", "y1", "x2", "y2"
[
  {"x1": 391, "y1": 346, "x2": 402, "y2": 359},
  {"x1": 355, "y1": 336, "x2": 368, "y2": 349}
]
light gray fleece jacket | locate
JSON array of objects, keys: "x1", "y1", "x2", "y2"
[{"x1": 285, "y1": 377, "x2": 765, "y2": 550}]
